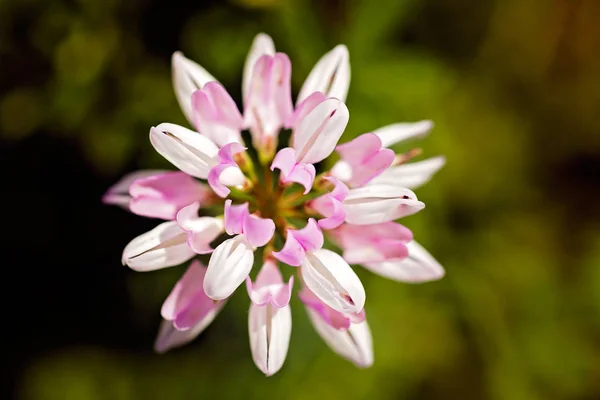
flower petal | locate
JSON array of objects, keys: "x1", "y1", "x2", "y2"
[
  {"x1": 122, "y1": 221, "x2": 194, "y2": 271},
  {"x1": 335, "y1": 133, "x2": 395, "y2": 187},
  {"x1": 343, "y1": 185, "x2": 425, "y2": 225},
  {"x1": 364, "y1": 240, "x2": 445, "y2": 283},
  {"x1": 154, "y1": 301, "x2": 224, "y2": 354},
  {"x1": 204, "y1": 236, "x2": 254, "y2": 300},
  {"x1": 242, "y1": 33, "x2": 276, "y2": 106},
  {"x1": 191, "y1": 82, "x2": 244, "y2": 147},
  {"x1": 306, "y1": 309, "x2": 373, "y2": 368},
  {"x1": 129, "y1": 172, "x2": 210, "y2": 220},
  {"x1": 297, "y1": 44, "x2": 350, "y2": 104},
  {"x1": 249, "y1": 303, "x2": 292, "y2": 376},
  {"x1": 301, "y1": 249, "x2": 365, "y2": 314},
  {"x1": 243, "y1": 214, "x2": 276, "y2": 248},
  {"x1": 369, "y1": 156, "x2": 446, "y2": 189},
  {"x1": 103, "y1": 169, "x2": 168, "y2": 210},
  {"x1": 246, "y1": 260, "x2": 293, "y2": 307},
  {"x1": 293, "y1": 98, "x2": 349, "y2": 164},
  {"x1": 150, "y1": 123, "x2": 219, "y2": 179},
  {"x1": 374, "y1": 120, "x2": 433, "y2": 148},
  {"x1": 172, "y1": 52, "x2": 217, "y2": 126}
]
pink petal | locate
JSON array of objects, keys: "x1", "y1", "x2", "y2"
[
  {"x1": 270, "y1": 147, "x2": 297, "y2": 177},
  {"x1": 243, "y1": 33, "x2": 276, "y2": 106},
  {"x1": 129, "y1": 172, "x2": 209, "y2": 220},
  {"x1": 224, "y1": 200, "x2": 249, "y2": 236},
  {"x1": 246, "y1": 260, "x2": 294, "y2": 307},
  {"x1": 336, "y1": 133, "x2": 395, "y2": 187},
  {"x1": 103, "y1": 169, "x2": 168, "y2": 210},
  {"x1": 243, "y1": 214, "x2": 275, "y2": 248},
  {"x1": 310, "y1": 177, "x2": 349, "y2": 230},
  {"x1": 161, "y1": 260, "x2": 207, "y2": 321},
  {"x1": 292, "y1": 218, "x2": 324, "y2": 252},
  {"x1": 272, "y1": 233, "x2": 305, "y2": 267},
  {"x1": 207, "y1": 143, "x2": 247, "y2": 198}
]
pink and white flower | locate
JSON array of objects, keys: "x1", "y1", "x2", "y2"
[{"x1": 105, "y1": 32, "x2": 446, "y2": 375}]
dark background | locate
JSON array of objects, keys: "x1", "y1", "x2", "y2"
[{"x1": 2, "y1": 0, "x2": 600, "y2": 399}]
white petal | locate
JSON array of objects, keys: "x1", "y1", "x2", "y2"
[
  {"x1": 297, "y1": 45, "x2": 350, "y2": 104},
  {"x1": 369, "y1": 156, "x2": 445, "y2": 189},
  {"x1": 365, "y1": 241, "x2": 444, "y2": 283},
  {"x1": 204, "y1": 236, "x2": 254, "y2": 300},
  {"x1": 172, "y1": 52, "x2": 217, "y2": 125},
  {"x1": 242, "y1": 33, "x2": 275, "y2": 105},
  {"x1": 330, "y1": 160, "x2": 352, "y2": 182},
  {"x1": 150, "y1": 123, "x2": 219, "y2": 179},
  {"x1": 343, "y1": 185, "x2": 425, "y2": 225},
  {"x1": 301, "y1": 249, "x2": 365, "y2": 314},
  {"x1": 294, "y1": 98, "x2": 349, "y2": 164},
  {"x1": 249, "y1": 303, "x2": 292, "y2": 376},
  {"x1": 219, "y1": 166, "x2": 246, "y2": 187},
  {"x1": 306, "y1": 309, "x2": 373, "y2": 368},
  {"x1": 154, "y1": 301, "x2": 225, "y2": 353},
  {"x1": 122, "y1": 221, "x2": 194, "y2": 271},
  {"x1": 374, "y1": 120, "x2": 433, "y2": 148}
]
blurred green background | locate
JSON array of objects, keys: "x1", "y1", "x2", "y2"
[{"x1": 2, "y1": 0, "x2": 600, "y2": 399}]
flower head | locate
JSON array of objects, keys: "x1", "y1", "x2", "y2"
[{"x1": 105, "y1": 33, "x2": 446, "y2": 375}]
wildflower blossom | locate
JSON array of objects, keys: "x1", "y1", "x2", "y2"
[{"x1": 104, "y1": 33, "x2": 445, "y2": 375}]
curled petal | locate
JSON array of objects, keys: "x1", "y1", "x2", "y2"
[
  {"x1": 271, "y1": 148, "x2": 316, "y2": 194},
  {"x1": 310, "y1": 177, "x2": 349, "y2": 230},
  {"x1": 374, "y1": 120, "x2": 433, "y2": 148},
  {"x1": 246, "y1": 260, "x2": 294, "y2": 307},
  {"x1": 273, "y1": 219, "x2": 324, "y2": 266},
  {"x1": 172, "y1": 52, "x2": 217, "y2": 126},
  {"x1": 249, "y1": 302, "x2": 292, "y2": 376},
  {"x1": 150, "y1": 123, "x2": 219, "y2": 179},
  {"x1": 122, "y1": 221, "x2": 194, "y2": 271},
  {"x1": 335, "y1": 133, "x2": 395, "y2": 187},
  {"x1": 306, "y1": 309, "x2": 373, "y2": 368},
  {"x1": 128, "y1": 172, "x2": 211, "y2": 220},
  {"x1": 103, "y1": 169, "x2": 168, "y2": 210},
  {"x1": 301, "y1": 249, "x2": 365, "y2": 314},
  {"x1": 204, "y1": 236, "x2": 254, "y2": 300},
  {"x1": 369, "y1": 156, "x2": 446, "y2": 190},
  {"x1": 287, "y1": 91, "x2": 326, "y2": 129},
  {"x1": 297, "y1": 44, "x2": 350, "y2": 104},
  {"x1": 243, "y1": 214, "x2": 276, "y2": 248},
  {"x1": 207, "y1": 143, "x2": 247, "y2": 198},
  {"x1": 293, "y1": 98, "x2": 349, "y2": 164},
  {"x1": 176, "y1": 203, "x2": 223, "y2": 254},
  {"x1": 224, "y1": 200, "x2": 249, "y2": 236},
  {"x1": 343, "y1": 185, "x2": 425, "y2": 225},
  {"x1": 364, "y1": 240, "x2": 445, "y2": 283}
]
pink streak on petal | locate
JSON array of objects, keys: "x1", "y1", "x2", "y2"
[
  {"x1": 272, "y1": 53, "x2": 294, "y2": 126},
  {"x1": 243, "y1": 214, "x2": 275, "y2": 247},
  {"x1": 335, "y1": 222, "x2": 413, "y2": 264},
  {"x1": 224, "y1": 200, "x2": 249, "y2": 236}
]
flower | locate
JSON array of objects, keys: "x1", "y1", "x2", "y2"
[{"x1": 105, "y1": 32, "x2": 446, "y2": 375}]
